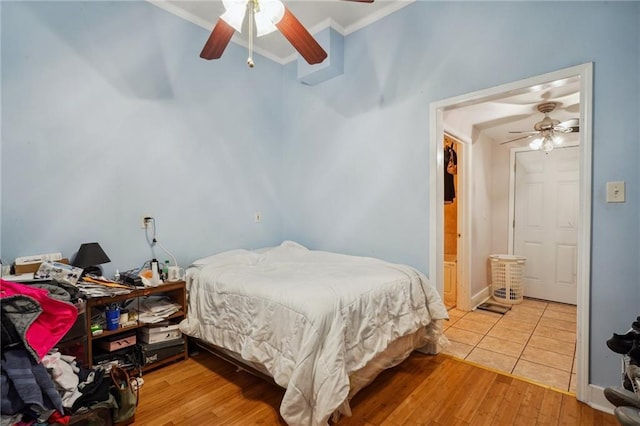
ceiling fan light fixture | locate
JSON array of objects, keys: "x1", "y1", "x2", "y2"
[
  {"x1": 258, "y1": 0, "x2": 285, "y2": 25},
  {"x1": 254, "y1": 10, "x2": 277, "y2": 36},
  {"x1": 502, "y1": 101, "x2": 579, "y2": 151},
  {"x1": 221, "y1": 0, "x2": 248, "y2": 33},
  {"x1": 529, "y1": 137, "x2": 543, "y2": 150},
  {"x1": 528, "y1": 132, "x2": 560, "y2": 152}
]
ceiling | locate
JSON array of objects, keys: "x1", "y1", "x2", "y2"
[
  {"x1": 443, "y1": 77, "x2": 581, "y2": 147},
  {"x1": 149, "y1": 1, "x2": 580, "y2": 144},
  {"x1": 149, "y1": 0, "x2": 413, "y2": 64}
]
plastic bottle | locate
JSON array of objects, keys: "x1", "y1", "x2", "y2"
[
  {"x1": 151, "y1": 259, "x2": 160, "y2": 285},
  {"x1": 114, "y1": 269, "x2": 121, "y2": 282},
  {"x1": 163, "y1": 260, "x2": 170, "y2": 281}
]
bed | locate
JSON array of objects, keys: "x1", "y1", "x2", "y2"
[{"x1": 179, "y1": 241, "x2": 449, "y2": 425}]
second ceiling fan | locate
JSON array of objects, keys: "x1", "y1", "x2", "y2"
[
  {"x1": 201, "y1": 0, "x2": 373, "y2": 67},
  {"x1": 500, "y1": 102, "x2": 580, "y2": 152}
]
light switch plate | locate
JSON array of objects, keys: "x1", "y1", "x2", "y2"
[{"x1": 606, "y1": 181, "x2": 625, "y2": 203}]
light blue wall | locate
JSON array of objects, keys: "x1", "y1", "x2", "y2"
[
  {"x1": 1, "y1": 1, "x2": 284, "y2": 273},
  {"x1": 1, "y1": 0, "x2": 639, "y2": 392},
  {"x1": 281, "y1": 2, "x2": 640, "y2": 388},
  {"x1": 637, "y1": 6, "x2": 640, "y2": 318}
]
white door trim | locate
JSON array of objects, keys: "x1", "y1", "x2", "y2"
[
  {"x1": 507, "y1": 146, "x2": 528, "y2": 252},
  {"x1": 429, "y1": 63, "x2": 593, "y2": 402},
  {"x1": 443, "y1": 133, "x2": 471, "y2": 310}
]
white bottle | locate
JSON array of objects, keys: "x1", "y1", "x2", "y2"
[{"x1": 151, "y1": 259, "x2": 160, "y2": 286}]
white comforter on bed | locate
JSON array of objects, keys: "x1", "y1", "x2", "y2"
[{"x1": 179, "y1": 241, "x2": 448, "y2": 425}]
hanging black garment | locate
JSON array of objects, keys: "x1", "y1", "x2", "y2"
[{"x1": 444, "y1": 146, "x2": 457, "y2": 203}]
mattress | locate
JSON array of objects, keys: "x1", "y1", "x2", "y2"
[{"x1": 179, "y1": 241, "x2": 449, "y2": 425}]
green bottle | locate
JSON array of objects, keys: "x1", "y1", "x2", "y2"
[{"x1": 163, "y1": 260, "x2": 170, "y2": 281}]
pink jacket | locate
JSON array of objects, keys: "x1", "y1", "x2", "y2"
[{"x1": 1, "y1": 279, "x2": 78, "y2": 360}]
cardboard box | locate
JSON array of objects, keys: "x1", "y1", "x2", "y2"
[
  {"x1": 97, "y1": 332, "x2": 136, "y2": 352},
  {"x1": 14, "y1": 258, "x2": 69, "y2": 275},
  {"x1": 139, "y1": 324, "x2": 181, "y2": 344}
]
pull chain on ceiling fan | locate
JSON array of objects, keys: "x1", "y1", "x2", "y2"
[
  {"x1": 200, "y1": 0, "x2": 374, "y2": 67},
  {"x1": 500, "y1": 102, "x2": 580, "y2": 153}
]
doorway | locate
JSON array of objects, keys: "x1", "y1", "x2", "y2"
[
  {"x1": 429, "y1": 63, "x2": 593, "y2": 402},
  {"x1": 443, "y1": 134, "x2": 461, "y2": 309}
]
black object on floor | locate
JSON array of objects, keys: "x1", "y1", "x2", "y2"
[{"x1": 477, "y1": 302, "x2": 511, "y2": 314}]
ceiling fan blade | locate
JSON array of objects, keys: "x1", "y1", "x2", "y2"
[
  {"x1": 556, "y1": 118, "x2": 580, "y2": 133},
  {"x1": 341, "y1": 0, "x2": 375, "y2": 2},
  {"x1": 276, "y1": 7, "x2": 328, "y2": 65},
  {"x1": 200, "y1": 18, "x2": 235, "y2": 60},
  {"x1": 508, "y1": 130, "x2": 539, "y2": 134},
  {"x1": 500, "y1": 134, "x2": 536, "y2": 145}
]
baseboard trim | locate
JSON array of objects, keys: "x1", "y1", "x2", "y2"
[
  {"x1": 587, "y1": 384, "x2": 614, "y2": 414},
  {"x1": 471, "y1": 286, "x2": 491, "y2": 310}
]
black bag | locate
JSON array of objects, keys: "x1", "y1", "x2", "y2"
[
  {"x1": 110, "y1": 366, "x2": 138, "y2": 424},
  {"x1": 67, "y1": 407, "x2": 113, "y2": 426}
]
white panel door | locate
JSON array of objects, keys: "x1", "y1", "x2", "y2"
[{"x1": 513, "y1": 147, "x2": 579, "y2": 305}]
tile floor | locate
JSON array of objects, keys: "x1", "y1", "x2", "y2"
[{"x1": 442, "y1": 298, "x2": 577, "y2": 393}]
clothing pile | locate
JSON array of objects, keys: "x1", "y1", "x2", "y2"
[
  {"x1": 0, "y1": 280, "x2": 117, "y2": 426},
  {"x1": 604, "y1": 316, "x2": 640, "y2": 426}
]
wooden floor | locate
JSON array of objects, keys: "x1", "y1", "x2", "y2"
[{"x1": 133, "y1": 350, "x2": 616, "y2": 425}]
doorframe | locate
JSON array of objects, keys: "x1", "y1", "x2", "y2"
[
  {"x1": 428, "y1": 63, "x2": 593, "y2": 403},
  {"x1": 443, "y1": 133, "x2": 470, "y2": 310}
]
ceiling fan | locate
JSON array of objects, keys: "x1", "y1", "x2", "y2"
[
  {"x1": 500, "y1": 102, "x2": 579, "y2": 152},
  {"x1": 201, "y1": 0, "x2": 373, "y2": 68}
]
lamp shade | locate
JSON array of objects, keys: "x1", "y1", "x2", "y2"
[{"x1": 72, "y1": 242, "x2": 111, "y2": 268}]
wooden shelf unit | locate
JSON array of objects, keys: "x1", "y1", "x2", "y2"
[{"x1": 85, "y1": 280, "x2": 188, "y2": 372}]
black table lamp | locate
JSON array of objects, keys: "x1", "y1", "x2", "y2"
[{"x1": 72, "y1": 242, "x2": 111, "y2": 277}]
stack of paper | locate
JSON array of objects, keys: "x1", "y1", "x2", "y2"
[
  {"x1": 77, "y1": 283, "x2": 132, "y2": 297},
  {"x1": 77, "y1": 277, "x2": 133, "y2": 298},
  {"x1": 133, "y1": 296, "x2": 180, "y2": 323}
]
